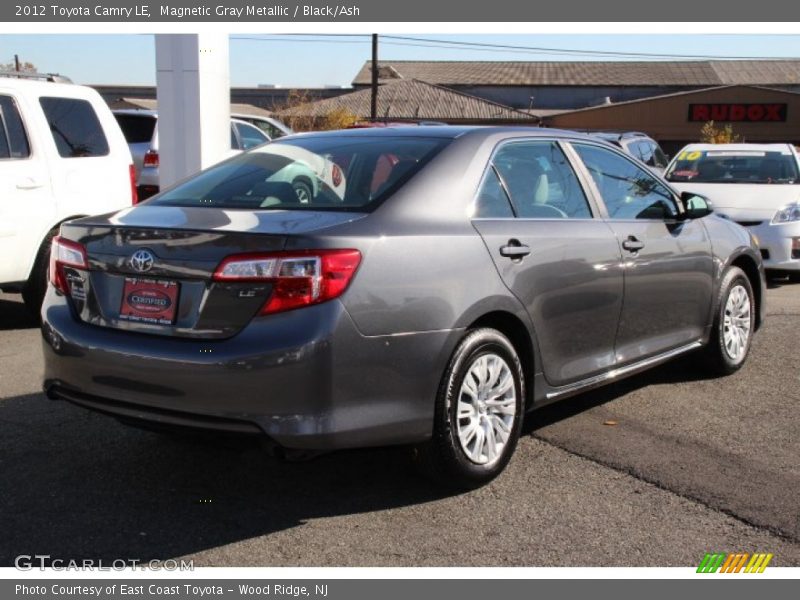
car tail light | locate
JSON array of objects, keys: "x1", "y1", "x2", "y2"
[
  {"x1": 143, "y1": 149, "x2": 159, "y2": 168},
  {"x1": 129, "y1": 164, "x2": 139, "y2": 205},
  {"x1": 213, "y1": 249, "x2": 362, "y2": 315},
  {"x1": 49, "y1": 236, "x2": 88, "y2": 295}
]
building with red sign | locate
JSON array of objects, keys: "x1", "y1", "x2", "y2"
[{"x1": 543, "y1": 85, "x2": 800, "y2": 155}]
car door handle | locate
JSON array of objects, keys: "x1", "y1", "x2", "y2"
[
  {"x1": 16, "y1": 178, "x2": 45, "y2": 190},
  {"x1": 622, "y1": 236, "x2": 645, "y2": 252},
  {"x1": 499, "y1": 242, "x2": 531, "y2": 258}
]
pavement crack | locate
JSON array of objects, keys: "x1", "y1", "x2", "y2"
[{"x1": 530, "y1": 433, "x2": 800, "y2": 546}]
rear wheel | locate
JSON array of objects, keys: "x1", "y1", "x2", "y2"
[
  {"x1": 292, "y1": 179, "x2": 313, "y2": 204},
  {"x1": 703, "y1": 266, "x2": 755, "y2": 375},
  {"x1": 22, "y1": 229, "x2": 56, "y2": 318},
  {"x1": 414, "y1": 328, "x2": 524, "y2": 489}
]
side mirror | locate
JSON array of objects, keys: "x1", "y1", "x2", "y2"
[{"x1": 679, "y1": 191, "x2": 713, "y2": 220}]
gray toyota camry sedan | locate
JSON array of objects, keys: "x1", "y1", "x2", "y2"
[{"x1": 42, "y1": 127, "x2": 765, "y2": 488}]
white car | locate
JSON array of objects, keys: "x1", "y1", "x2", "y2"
[
  {"x1": 664, "y1": 143, "x2": 800, "y2": 280},
  {"x1": 231, "y1": 113, "x2": 293, "y2": 140},
  {"x1": 113, "y1": 109, "x2": 270, "y2": 199},
  {"x1": 0, "y1": 73, "x2": 135, "y2": 313}
]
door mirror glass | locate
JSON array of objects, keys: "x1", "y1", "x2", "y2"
[{"x1": 679, "y1": 191, "x2": 713, "y2": 219}]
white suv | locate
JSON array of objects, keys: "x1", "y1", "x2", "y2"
[{"x1": 0, "y1": 73, "x2": 136, "y2": 313}]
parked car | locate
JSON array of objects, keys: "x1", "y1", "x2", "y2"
[
  {"x1": 664, "y1": 143, "x2": 800, "y2": 281},
  {"x1": 583, "y1": 131, "x2": 669, "y2": 174},
  {"x1": 112, "y1": 109, "x2": 270, "y2": 199},
  {"x1": 42, "y1": 127, "x2": 765, "y2": 488},
  {"x1": 0, "y1": 72, "x2": 135, "y2": 314},
  {"x1": 231, "y1": 113, "x2": 293, "y2": 139}
]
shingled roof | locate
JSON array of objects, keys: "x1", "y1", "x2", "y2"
[
  {"x1": 109, "y1": 97, "x2": 275, "y2": 117},
  {"x1": 278, "y1": 79, "x2": 536, "y2": 122},
  {"x1": 352, "y1": 60, "x2": 800, "y2": 87}
]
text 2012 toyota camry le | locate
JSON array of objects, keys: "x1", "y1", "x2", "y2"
[{"x1": 41, "y1": 127, "x2": 766, "y2": 488}]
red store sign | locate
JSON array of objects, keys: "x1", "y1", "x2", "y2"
[{"x1": 688, "y1": 103, "x2": 787, "y2": 122}]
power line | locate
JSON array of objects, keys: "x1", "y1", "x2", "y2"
[
  {"x1": 381, "y1": 35, "x2": 800, "y2": 60},
  {"x1": 230, "y1": 34, "x2": 800, "y2": 61}
]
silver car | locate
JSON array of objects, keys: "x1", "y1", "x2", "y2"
[{"x1": 42, "y1": 127, "x2": 765, "y2": 488}]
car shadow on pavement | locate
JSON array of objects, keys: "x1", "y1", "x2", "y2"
[
  {"x1": 0, "y1": 296, "x2": 37, "y2": 331},
  {"x1": 526, "y1": 353, "x2": 712, "y2": 433},
  {"x1": 0, "y1": 392, "x2": 452, "y2": 566}
]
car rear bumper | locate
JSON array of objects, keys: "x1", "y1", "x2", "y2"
[
  {"x1": 42, "y1": 291, "x2": 458, "y2": 449},
  {"x1": 748, "y1": 220, "x2": 800, "y2": 271}
]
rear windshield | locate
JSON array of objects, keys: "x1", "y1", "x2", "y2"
[
  {"x1": 149, "y1": 136, "x2": 449, "y2": 211},
  {"x1": 114, "y1": 114, "x2": 156, "y2": 144},
  {"x1": 665, "y1": 149, "x2": 799, "y2": 184}
]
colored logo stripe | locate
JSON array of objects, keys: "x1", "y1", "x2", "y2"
[
  {"x1": 697, "y1": 553, "x2": 726, "y2": 573},
  {"x1": 745, "y1": 553, "x2": 773, "y2": 573},
  {"x1": 697, "y1": 553, "x2": 773, "y2": 573}
]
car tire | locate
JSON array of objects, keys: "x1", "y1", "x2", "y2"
[
  {"x1": 702, "y1": 266, "x2": 755, "y2": 375},
  {"x1": 292, "y1": 179, "x2": 313, "y2": 204},
  {"x1": 788, "y1": 272, "x2": 800, "y2": 284},
  {"x1": 22, "y1": 229, "x2": 56, "y2": 319},
  {"x1": 414, "y1": 328, "x2": 525, "y2": 489}
]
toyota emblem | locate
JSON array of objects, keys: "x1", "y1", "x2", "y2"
[{"x1": 130, "y1": 249, "x2": 155, "y2": 273}]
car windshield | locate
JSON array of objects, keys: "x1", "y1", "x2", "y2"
[
  {"x1": 148, "y1": 135, "x2": 450, "y2": 211},
  {"x1": 665, "y1": 149, "x2": 799, "y2": 184}
]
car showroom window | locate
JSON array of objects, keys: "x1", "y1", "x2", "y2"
[
  {"x1": 573, "y1": 143, "x2": 678, "y2": 220},
  {"x1": 39, "y1": 97, "x2": 109, "y2": 158},
  {"x1": 474, "y1": 167, "x2": 515, "y2": 218},
  {"x1": 0, "y1": 95, "x2": 31, "y2": 159},
  {"x1": 491, "y1": 141, "x2": 592, "y2": 219}
]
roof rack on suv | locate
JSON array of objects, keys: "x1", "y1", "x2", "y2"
[{"x1": 0, "y1": 71, "x2": 73, "y2": 83}]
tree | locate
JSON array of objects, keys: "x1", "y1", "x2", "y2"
[
  {"x1": 272, "y1": 89, "x2": 358, "y2": 132},
  {"x1": 0, "y1": 59, "x2": 37, "y2": 73},
  {"x1": 700, "y1": 120, "x2": 742, "y2": 144}
]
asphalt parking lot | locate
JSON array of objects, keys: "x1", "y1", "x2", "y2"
[{"x1": 1, "y1": 283, "x2": 798, "y2": 567}]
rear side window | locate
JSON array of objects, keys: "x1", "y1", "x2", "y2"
[
  {"x1": 474, "y1": 168, "x2": 515, "y2": 218},
  {"x1": 0, "y1": 95, "x2": 31, "y2": 159},
  {"x1": 114, "y1": 113, "x2": 156, "y2": 144},
  {"x1": 151, "y1": 136, "x2": 449, "y2": 211},
  {"x1": 234, "y1": 121, "x2": 269, "y2": 150},
  {"x1": 652, "y1": 145, "x2": 669, "y2": 169},
  {"x1": 40, "y1": 97, "x2": 109, "y2": 158},
  {"x1": 490, "y1": 141, "x2": 592, "y2": 219},
  {"x1": 634, "y1": 141, "x2": 653, "y2": 164}
]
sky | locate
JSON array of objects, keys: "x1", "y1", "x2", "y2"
[{"x1": 1, "y1": 34, "x2": 799, "y2": 88}]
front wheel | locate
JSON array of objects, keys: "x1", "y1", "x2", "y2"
[
  {"x1": 414, "y1": 328, "x2": 525, "y2": 489},
  {"x1": 703, "y1": 266, "x2": 755, "y2": 375}
]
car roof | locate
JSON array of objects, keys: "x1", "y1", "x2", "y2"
[
  {"x1": 112, "y1": 108, "x2": 158, "y2": 117},
  {"x1": 0, "y1": 76, "x2": 96, "y2": 98},
  {"x1": 680, "y1": 143, "x2": 796, "y2": 153},
  {"x1": 284, "y1": 125, "x2": 604, "y2": 143}
]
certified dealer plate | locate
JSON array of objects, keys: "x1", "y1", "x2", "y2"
[{"x1": 119, "y1": 278, "x2": 179, "y2": 325}]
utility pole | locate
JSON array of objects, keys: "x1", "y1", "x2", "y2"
[
  {"x1": 14, "y1": 55, "x2": 20, "y2": 72},
  {"x1": 370, "y1": 34, "x2": 378, "y2": 122}
]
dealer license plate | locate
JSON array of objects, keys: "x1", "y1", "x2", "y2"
[{"x1": 119, "y1": 277, "x2": 179, "y2": 325}]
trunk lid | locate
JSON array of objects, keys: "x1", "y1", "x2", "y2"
[{"x1": 58, "y1": 206, "x2": 366, "y2": 339}]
